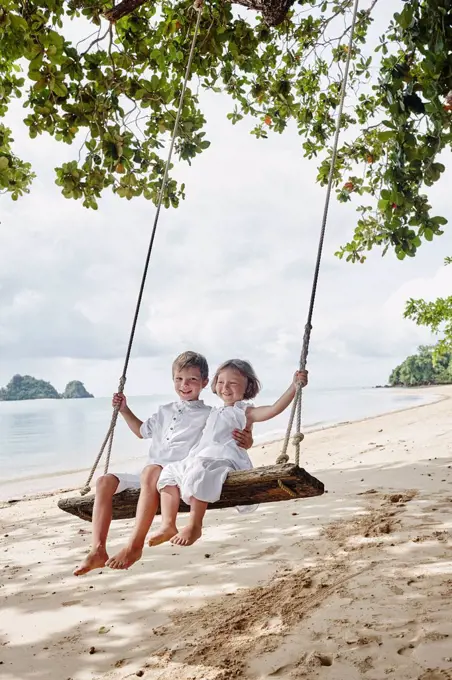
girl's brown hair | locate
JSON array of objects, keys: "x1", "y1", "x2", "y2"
[{"x1": 211, "y1": 359, "x2": 261, "y2": 400}]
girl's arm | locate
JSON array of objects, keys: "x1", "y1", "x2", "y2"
[{"x1": 246, "y1": 370, "x2": 307, "y2": 425}]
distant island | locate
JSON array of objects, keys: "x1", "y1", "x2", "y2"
[
  {"x1": 0, "y1": 375, "x2": 94, "y2": 401},
  {"x1": 387, "y1": 345, "x2": 452, "y2": 387}
]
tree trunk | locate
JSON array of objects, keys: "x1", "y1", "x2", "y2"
[
  {"x1": 58, "y1": 463, "x2": 324, "y2": 521},
  {"x1": 104, "y1": 0, "x2": 297, "y2": 27}
]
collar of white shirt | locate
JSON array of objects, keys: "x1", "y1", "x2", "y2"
[{"x1": 177, "y1": 399, "x2": 207, "y2": 409}]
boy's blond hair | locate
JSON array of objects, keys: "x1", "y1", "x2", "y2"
[{"x1": 172, "y1": 351, "x2": 209, "y2": 381}]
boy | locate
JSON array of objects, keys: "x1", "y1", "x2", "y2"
[{"x1": 73, "y1": 351, "x2": 252, "y2": 575}]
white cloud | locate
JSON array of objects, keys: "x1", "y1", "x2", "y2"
[{"x1": 1, "y1": 1, "x2": 451, "y2": 396}]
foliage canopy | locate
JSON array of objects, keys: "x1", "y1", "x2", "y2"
[
  {"x1": 388, "y1": 345, "x2": 452, "y2": 386},
  {"x1": 1, "y1": 0, "x2": 451, "y2": 260},
  {"x1": 404, "y1": 258, "x2": 452, "y2": 356}
]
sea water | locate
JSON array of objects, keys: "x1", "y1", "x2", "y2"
[{"x1": 0, "y1": 387, "x2": 435, "y2": 499}]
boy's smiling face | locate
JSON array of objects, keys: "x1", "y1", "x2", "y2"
[{"x1": 173, "y1": 366, "x2": 208, "y2": 401}]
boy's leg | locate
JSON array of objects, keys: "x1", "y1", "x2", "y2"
[
  {"x1": 171, "y1": 497, "x2": 207, "y2": 547},
  {"x1": 73, "y1": 473, "x2": 119, "y2": 576},
  {"x1": 148, "y1": 485, "x2": 180, "y2": 546},
  {"x1": 107, "y1": 464, "x2": 162, "y2": 570}
]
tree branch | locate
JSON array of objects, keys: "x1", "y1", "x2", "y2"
[
  {"x1": 104, "y1": 0, "x2": 297, "y2": 26},
  {"x1": 104, "y1": 0, "x2": 150, "y2": 22}
]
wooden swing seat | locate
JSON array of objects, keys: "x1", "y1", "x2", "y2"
[{"x1": 57, "y1": 463, "x2": 324, "y2": 522}]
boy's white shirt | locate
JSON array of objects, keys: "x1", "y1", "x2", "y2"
[{"x1": 140, "y1": 400, "x2": 211, "y2": 466}]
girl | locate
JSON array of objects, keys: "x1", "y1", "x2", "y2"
[{"x1": 149, "y1": 359, "x2": 308, "y2": 547}]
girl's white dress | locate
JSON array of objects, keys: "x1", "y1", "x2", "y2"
[{"x1": 157, "y1": 400, "x2": 257, "y2": 513}]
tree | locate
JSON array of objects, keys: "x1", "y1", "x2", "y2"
[
  {"x1": 62, "y1": 380, "x2": 94, "y2": 398},
  {"x1": 0, "y1": 374, "x2": 60, "y2": 400},
  {"x1": 388, "y1": 345, "x2": 452, "y2": 386},
  {"x1": 1, "y1": 0, "x2": 451, "y2": 260},
  {"x1": 404, "y1": 258, "x2": 452, "y2": 356},
  {"x1": 0, "y1": 375, "x2": 95, "y2": 400}
]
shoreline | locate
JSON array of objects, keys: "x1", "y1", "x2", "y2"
[
  {"x1": 254, "y1": 385, "x2": 445, "y2": 449},
  {"x1": 1, "y1": 385, "x2": 444, "y2": 505}
]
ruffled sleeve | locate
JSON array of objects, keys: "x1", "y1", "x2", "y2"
[
  {"x1": 232, "y1": 400, "x2": 253, "y2": 429},
  {"x1": 234, "y1": 400, "x2": 253, "y2": 411}
]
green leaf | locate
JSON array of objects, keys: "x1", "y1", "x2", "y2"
[
  {"x1": 51, "y1": 81, "x2": 68, "y2": 97},
  {"x1": 377, "y1": 131, "x2": 394, "y2": 142},
  {"x1": 431, "y1": 216, "x2": 447, "y2": 226}
]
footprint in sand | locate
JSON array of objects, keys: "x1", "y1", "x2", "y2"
[
  {"x1": 269, "y1": 663, "x2": 292, "y2": 676},
  {"x1": 418, "y1": 671, "x2": 452, "y2": 680},
  {"x1": 269, "y1": 653, "x2": 333, "y2": 676},
  {"x1": 254, "y1": 545, "x2": 281, "y2": 559},
  {"x1": 397, "y1": 643, "x2": 415, "y2": 656}
]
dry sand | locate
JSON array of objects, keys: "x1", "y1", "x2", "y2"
[{"x1": 1, "y1": 386, "x2": 452, "y2": 680}]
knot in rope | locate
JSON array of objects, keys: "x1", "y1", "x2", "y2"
[
  {"x1": 80, "y1": 375, "x2": 127, "y2": 495},
  {"x1": 276, "y1": 452, "x2": 290, "y2": 465},
  {"x1": 292, "y1": 432, "x2": 304, "y2": 446}
]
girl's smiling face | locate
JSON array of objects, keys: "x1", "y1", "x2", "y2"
[{"x1": 214, "y1": 368, "x2": 247, "y2": 406}]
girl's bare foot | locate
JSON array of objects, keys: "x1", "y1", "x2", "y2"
[
  {"x1": 106, "y1": 544, "x2": 143, "y2": 570},
  {"x1": 170, "y1": 524, "x2": 202, "y2": 547},
  {"x1": 148, "y1": 524, "x2": 178, "y2": 547},
  {"x1": 73, "y1": 548, "x2": 108, "y2": 576}
]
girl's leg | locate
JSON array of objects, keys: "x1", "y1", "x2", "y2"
[
  {"x1": 73, "y1": 473, "x2": 119, "y2": 576},
  {"x1": 171, "y1": 497, "x2": 208, "y2": 547},
  {"x1": 148, "y1": 485, "x2": 180, "y2": 546},
  {"x1": 107, "y1": 464, "x2": 162, "y2": 570}
]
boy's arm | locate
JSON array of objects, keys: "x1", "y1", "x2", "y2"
[
  {"x1": 121, "y1": 406, "x2": 144, "y2": 439},
  {"x1": 113, "y1": 393, "x2": 143, "y2": 439},
  {"x1": 232, "y1": 426, "x2": 254, "y2": 449}
]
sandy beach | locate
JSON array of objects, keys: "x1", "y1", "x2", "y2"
[{"x1": 1, "y1": 386, "x2": 451, "y2": 680}]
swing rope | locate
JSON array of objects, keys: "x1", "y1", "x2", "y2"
[
  {"x1": 81, "y1": 0, "x2": 360, "y2": 494},
  {"x1": 80, "y1": 0, "x2": 204, "y2": 496},
  {"x1": 276, "y1": 0, "x2": 360, "y2": 467}
]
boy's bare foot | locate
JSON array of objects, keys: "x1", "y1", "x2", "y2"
[
  {"x1": 148, "y1": 524, "x2": 178, "y2": 547},
  {"x1": 170, "y1": 525, "x2": 202, "y2": 547},
  {"x1": 73, "y1": 548, "x2": 108, "y2": 576},
  {"x1": 106, "y1": 544, "x2": 143, "y2": 570}
]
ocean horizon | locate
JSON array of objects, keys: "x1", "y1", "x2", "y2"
[{"x1": 0, "y1": 385, "x2": 437, "y2": 500}]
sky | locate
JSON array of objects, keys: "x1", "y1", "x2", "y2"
[{"x1": 1, "y1": 1, "x2": 451, "y2": 398}]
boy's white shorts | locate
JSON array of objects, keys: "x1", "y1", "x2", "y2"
[{"x1": 110, "y1": 472, "x2": 142, "y2": 494}]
